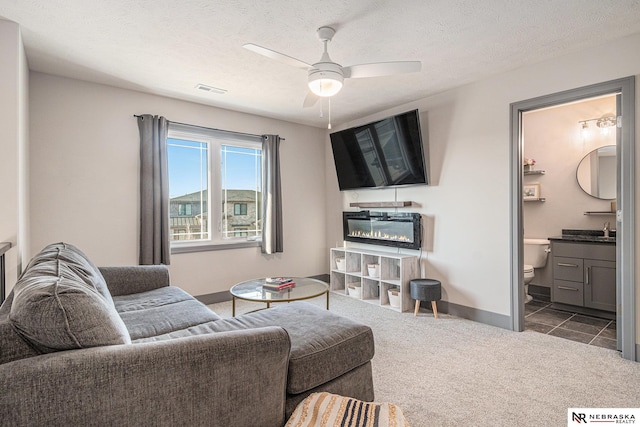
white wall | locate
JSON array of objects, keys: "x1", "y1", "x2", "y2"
[
  {"x1": 523, "y1": 96, "x2": 617, "y2": 287},
  {"x1": 325, "y1": 31, "x2": 640, "y2": 336},
  {"x1": 29, "y1": 73, "x2": 327, "y2": 296},
  {"x1": 0, "y1": 20, "x2": 29, "y2": 292}
]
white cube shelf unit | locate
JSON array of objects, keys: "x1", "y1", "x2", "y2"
[{"x1": 330, "y1": 247, "x2": 419, "y2": 312}]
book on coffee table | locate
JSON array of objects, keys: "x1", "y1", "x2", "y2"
[
  {"x1": 263, "y1": 284, "x2": 296, "y2": 293},
  {"x1": 265, "y1": 277, "x2": 293, "y2": 285},
  {"x1": 263, "y1": 278, "x2": 296, "y2": 291}
]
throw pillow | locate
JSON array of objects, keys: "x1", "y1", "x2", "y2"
[
  {"x1": 10, "y1": 260, "x2": 131, "y2": 353},
  {"x1": 286, "y1": 392, "x2": 409, "y2": 427},
  {"x1": 27, "y1": 242, "x2": 115, "y2": 306}
]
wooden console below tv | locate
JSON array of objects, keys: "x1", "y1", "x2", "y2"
[{"x1": 349, "y1": 201, "x2": 413, "y2": 208}]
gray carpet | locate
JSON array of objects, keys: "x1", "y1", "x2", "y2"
[{"x1": 209, "y1": 293, "x2": 640, "y2": 427}]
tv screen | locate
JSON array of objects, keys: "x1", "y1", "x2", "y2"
[{"x1": 330, "y1": 109, "x2": 428, "y2": 191}]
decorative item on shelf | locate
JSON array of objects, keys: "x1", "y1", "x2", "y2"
[
  {"x1": 523, "y1": 158, "x2": 536, "y2": 172},
  {"x1": 523, "y1": 183, "x2": 541, "y2": 201},
  {"x1": 335, "y1": 258, "x2": 345, "y2": 271},
  {"x1": 367, "y1": 263, "x2": 380, "y2": 277}
]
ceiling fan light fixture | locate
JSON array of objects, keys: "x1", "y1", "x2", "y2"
[{"x1": 308, "y1": 69, "x2": 343, "y2": 97}]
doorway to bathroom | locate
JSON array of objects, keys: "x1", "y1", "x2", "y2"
[
  {"x1": 509, "y1": 77, "x2": 636, "y2": 361},
  {"x1": 522, "y1": 95, "x2": 617, "y2": 349}
]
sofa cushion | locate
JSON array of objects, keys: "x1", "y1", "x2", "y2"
[
  {"x1": 25, "y1": 242, "x2": 114, "y2": 306},
  {"x1": 9, "y1": 259, "x2": 131, "y2": 353},
  {"x1": 113, "y1": 287, "x2": 221, "y2": 341},
  {"x1": 204, "y1": 302, "x2": 375, "y2": 395}
]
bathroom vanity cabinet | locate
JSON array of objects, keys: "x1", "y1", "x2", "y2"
[
  {"x1": 329, "y1": 247, "x2": 418, "y2": 312},
  {"x1": 550, "y1": 240, "x2": 616, "y2": 312}
]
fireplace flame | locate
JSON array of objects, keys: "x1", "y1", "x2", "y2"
[{"x1": 347, "y1": 230, "x2": 412, "y2": 243}]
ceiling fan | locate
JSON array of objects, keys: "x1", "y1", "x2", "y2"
[{"x1": 243, "y1": 26, "x2": 421, "y2": 107}]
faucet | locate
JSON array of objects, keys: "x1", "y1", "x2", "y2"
[{"x1": 603, "y1": 222, "x2": 610, "y2": 238}]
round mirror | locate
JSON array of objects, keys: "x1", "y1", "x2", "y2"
[{"x1": 576, "y1": 145, "x2": 616, "y2": 200}]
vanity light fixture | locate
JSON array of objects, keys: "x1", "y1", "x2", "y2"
[
  {"x1": 595, "y1": 116, "x2": 617, "y2": 128},
  {"x1": 581, "y1": 121, "x2": 589, "y2": 139},
  {"x1": 596, "y1": 116, "x2": 616, "y2": 135},
  {"x1": 578, "y1": 115, "x2": 617, "y2": 137}
]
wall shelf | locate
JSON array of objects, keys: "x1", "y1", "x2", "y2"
[
  {"x1": 349, "y1": 201, "x2": 413, "y2": 208},
  {"x1": 524, "y1": 170, "x2": 546, "y2": 175},
  {"x1": 584, "y1": 211, "x2": 616, "y2": 216}
]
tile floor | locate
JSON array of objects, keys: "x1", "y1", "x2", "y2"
[{"x1": 525, "y1": 299, "x2": 617, "y2": 350}]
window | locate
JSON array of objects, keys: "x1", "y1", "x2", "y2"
[
  {"x1": 234, "y1": 203, "x2": 247, "y2": 215},
  {"x1": 233, "y1": 228, "x2": 249, "y2": 237},
  {"x1": 167, "y1": 123, "x2": 262, "y2": 249},
  {"x1": 178, "y1": 204, "x2": 194, "y2": 216}
]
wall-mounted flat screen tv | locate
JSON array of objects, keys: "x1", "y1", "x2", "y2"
[{"x1": 330, "y1": 109, "x2": 428, "y2": 191}]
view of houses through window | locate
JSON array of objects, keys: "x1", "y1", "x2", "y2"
[{"x1": 167, "y1": 126, "x2": 262, "y2": 244}]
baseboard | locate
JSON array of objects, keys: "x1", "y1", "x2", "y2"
[
  {"x1": 195, "y1": 291, "x2": 232, "y2": 305},
  {"x1": 637, "y1": 344, "x2": 640, "y2": 363},
  {"x1": 308, "y1": 274, "x2": 330, "y2": 282},
  {"x1": 549, "y1": 302, "x2": 616, "y2": 320},
  {"x1": 425, "y1": 300, "x2": 512, "y2": 330}
]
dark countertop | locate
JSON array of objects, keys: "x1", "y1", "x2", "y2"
[{"x1": 549, "y1": 229, "x2": 616, "y2": 244}]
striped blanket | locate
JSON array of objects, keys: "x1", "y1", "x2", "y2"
[{"x1": 286, "y1": 392, "x2": 409, "y2": 427}]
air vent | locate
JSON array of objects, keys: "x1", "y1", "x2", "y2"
[{"x1": 195, "y1": 84, "x2": 227, "y2": 94}]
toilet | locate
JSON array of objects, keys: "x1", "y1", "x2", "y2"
[{"x1": 523, "y1": 238, "x2": 551, "y2": 303}]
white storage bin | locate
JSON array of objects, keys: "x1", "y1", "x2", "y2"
[
  {"x1": 367, "y1": 263, "x2": 380, "y2": 277},
  {"x1": 348, "y1": 285, "x2": 362, "y2": 298},
  {"x1": 388, "y1": 289, "x2": 401, "y2": 308}
]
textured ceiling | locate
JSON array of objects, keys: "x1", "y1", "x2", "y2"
[{"x1": 2, "y1": 0, "x2": 640, "y2": 128}]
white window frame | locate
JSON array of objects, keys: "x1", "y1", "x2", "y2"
[{"x1": 168, "y1": 123, "x2": 262, "y2": 253}]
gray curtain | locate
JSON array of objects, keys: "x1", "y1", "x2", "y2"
[
  {"x1": 261, "y1": 135, "x2": 283, "y2": 254},
  {"x1": 137, "y1": 115, "x2": 170, "y2": 265}
]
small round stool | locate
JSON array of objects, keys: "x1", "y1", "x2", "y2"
[{"x1": 410, "y1": 279, "x2": 441, "y2": 318}]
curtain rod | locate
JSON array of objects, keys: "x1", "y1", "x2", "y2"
[{"x1": 133, "y1": 115, "x2": 284, "y2": 140}]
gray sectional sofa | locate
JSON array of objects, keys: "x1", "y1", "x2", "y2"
[{"x1": 0, "y1": 243, "x2": 375, "y2": 427}]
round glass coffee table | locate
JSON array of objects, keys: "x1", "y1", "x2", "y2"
[{"x1": 229, "y1": 277, "x2": 329, "y2": 316}]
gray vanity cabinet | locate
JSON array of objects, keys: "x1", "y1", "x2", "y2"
[
  {"x1": 551, "y1": 241, "x2": 616, "y2": 313},
  {"x1": 583, "y1": 259, "x2": 616, "y2": 311}
]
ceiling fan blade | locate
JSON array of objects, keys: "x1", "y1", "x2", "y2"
[
  {"x1": 343, "y1": 61, "x2": 421, "y2": 79},
  {"x1": 303, "y1": 91, "x2": 319, "y2": 108},
  {"x1": 243, "y1": 43, "x2": 311, "y2": 70}
]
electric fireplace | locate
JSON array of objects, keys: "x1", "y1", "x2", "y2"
[{"x1": 343, "y1": 211, "x2": 421, "y2": 250}]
